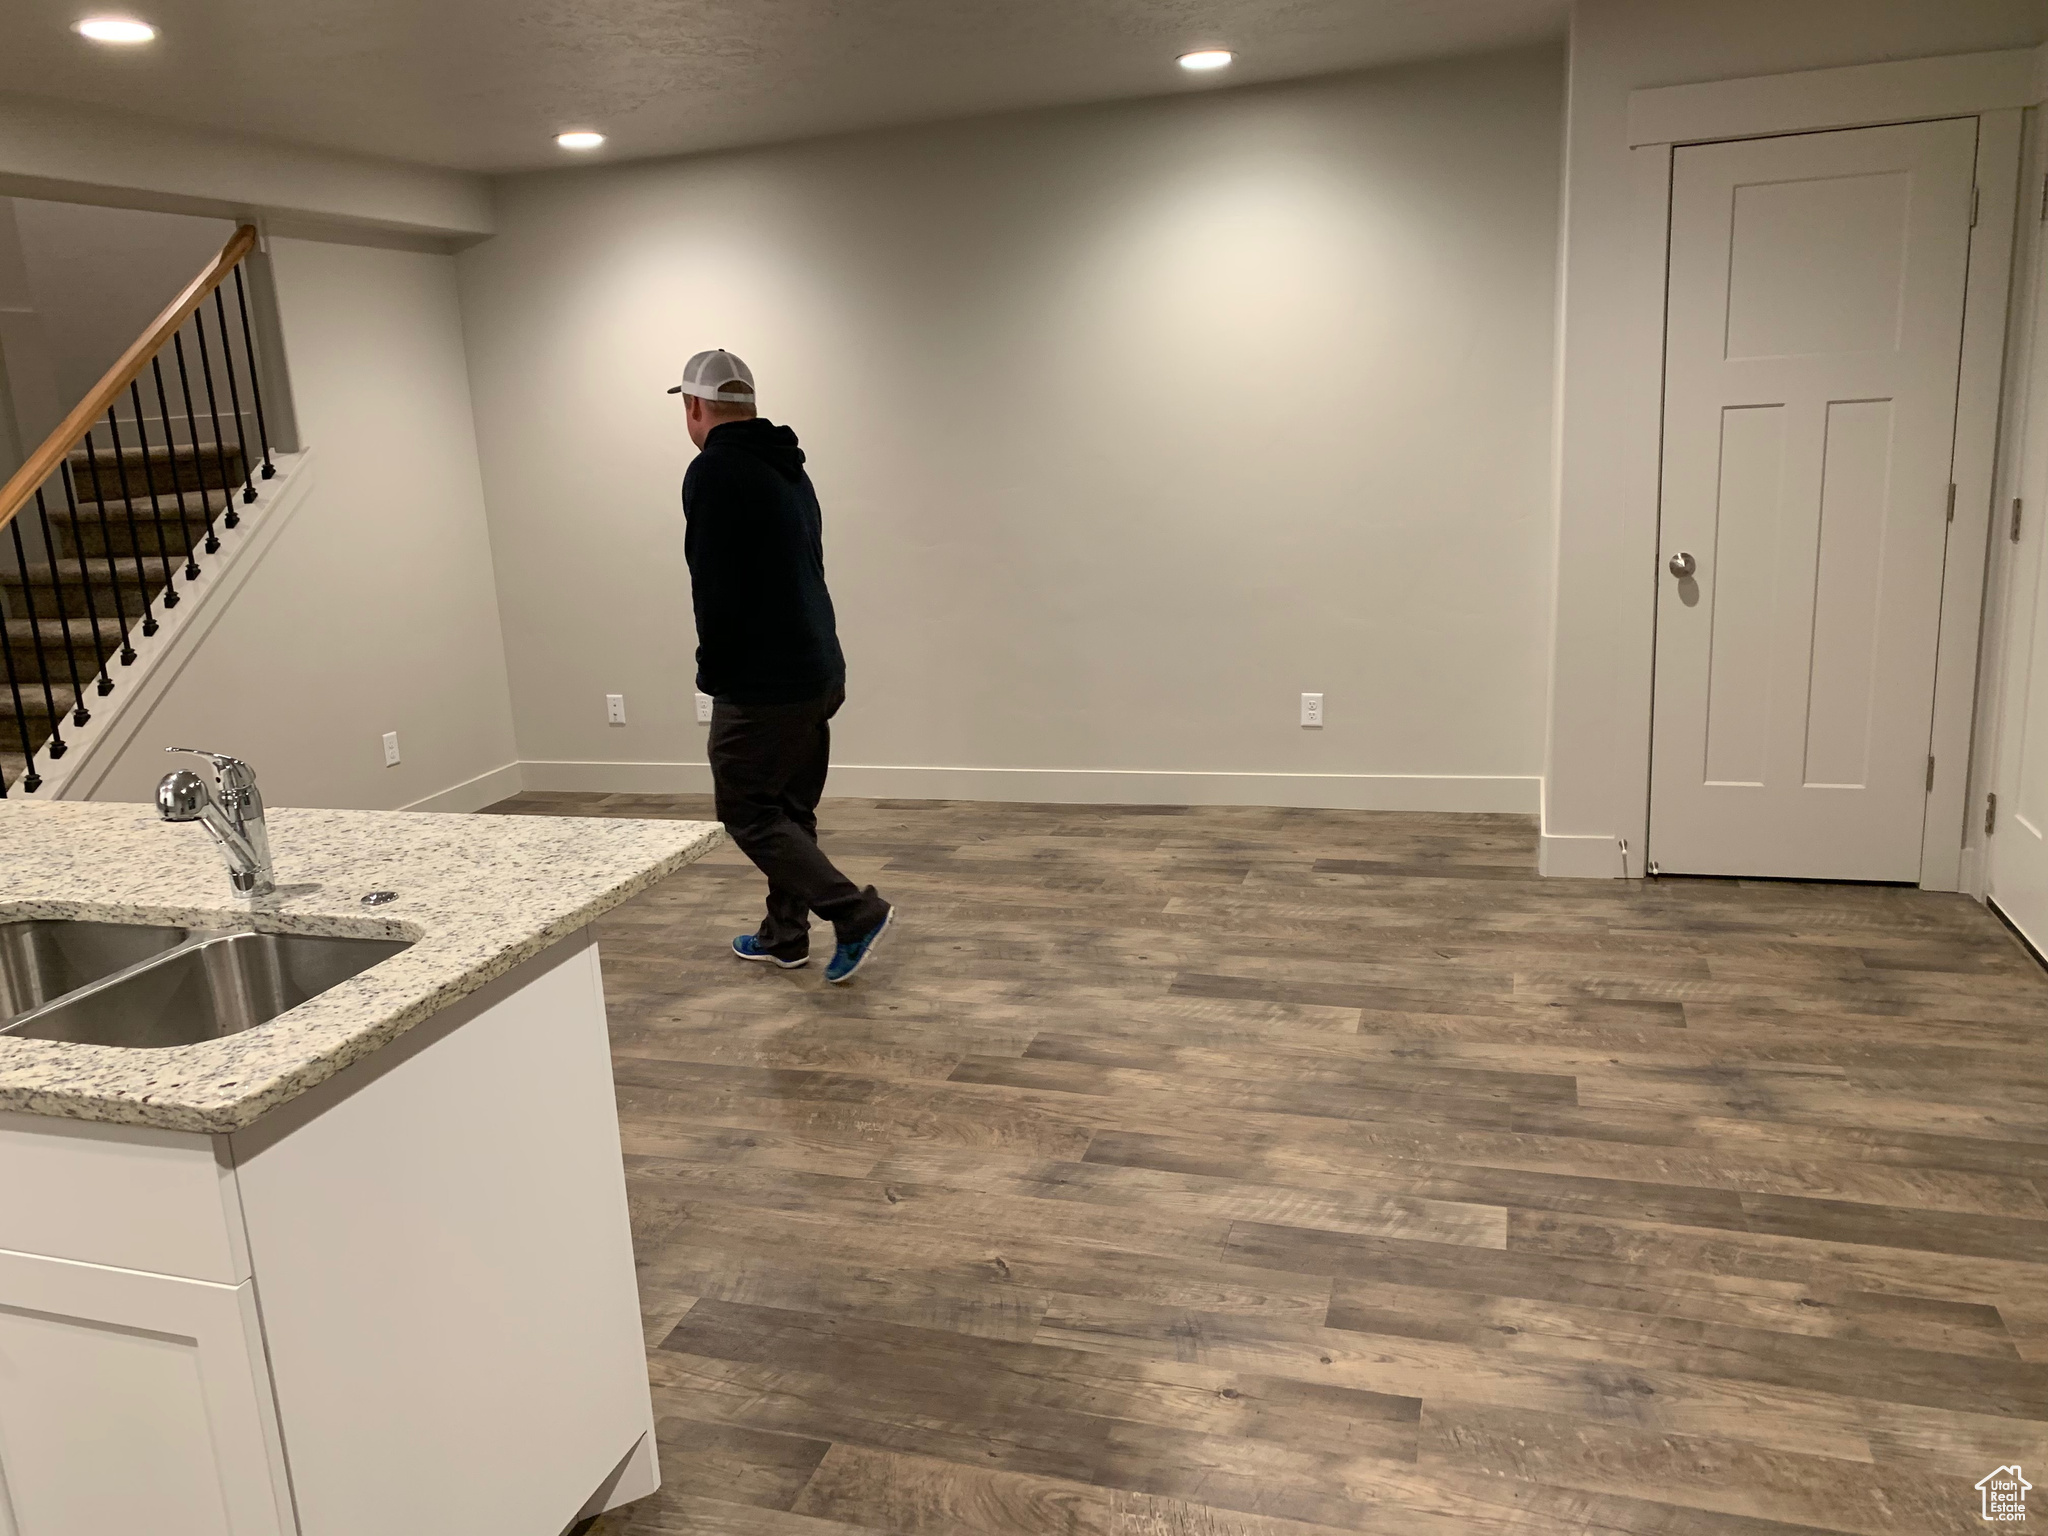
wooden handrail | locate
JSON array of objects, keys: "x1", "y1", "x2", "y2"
[{"x1": 0, "y1": 223, "x2": 260, "y2": 537}]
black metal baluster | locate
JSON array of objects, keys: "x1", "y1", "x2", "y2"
[
  {"x1": 174, "y1": 331, "x2": 222, "y2": 554},
  {"x1": 128, "y1": 381, "x2": 180, "y2": 608},
  {"x1": 232, "y1": 265, "x2": 275, "y2": 480},
  {"x1": 193, "y1": 314, "x2": 238, "y2": 531},
  {"x1": 58, "y1": 464, "x2": 116, "y2": 694},
  {"x1": 77, "y1": 434, "x2": 137, "y2": 665},
  {"x1": 0, "y1": 575, "x2": 38, "y2": 794},
  {"x1": 102, "y1": 409, "x2": 159, "y2": 638},
  {"x1": 212, "y1": 289, "x2": 257, "y2": 507},
  {"x1": 152, "y1": 356, "x2": 201, "y2": 580},
  {"x1": 9, "y1": 518, "x2": 64, "y2": 762},
  {"x1": 30, "y1": 488, "x2": 88, "y2": 726}
]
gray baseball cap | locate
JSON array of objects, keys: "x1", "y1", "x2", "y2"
[{"x1": 667, "y1": 348, "x2": 756, "y2": 402}]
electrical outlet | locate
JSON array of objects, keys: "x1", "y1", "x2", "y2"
[
  {"x1": 382, "y1": 731, "x2": 402, "y2": 766},
  {"x1": 606, "y1": 693, "x2": 627, "y2": 726},
  {"x1": 1300, "y1": 693, "x2": 1324, "y2": 728},
  {"x1": 695, "y1": 692, "x2": 714, "y2": 725}
]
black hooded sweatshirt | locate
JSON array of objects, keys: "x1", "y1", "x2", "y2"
[{"x1": 682, "y1": 418, "x2": 847, "y2": 705}]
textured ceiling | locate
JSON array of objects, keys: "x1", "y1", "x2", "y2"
[{"x1": 0, "y1": 0, "x2": 1570, "y2": 173}]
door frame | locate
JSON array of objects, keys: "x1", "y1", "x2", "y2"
[
  {"x1": 1620, "y1": 49, "x2": 2036, "y2": 890},
  {"x1": 1973, "y1": 105, "x2": 2048, "y2": 912}
]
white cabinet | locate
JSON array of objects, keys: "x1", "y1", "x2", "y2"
[
  {"x1": 0, "y1": 1251, "x2": 289, "y2": 1536},
  {"x1": 0, "y1": 930, "x2": 657, "y2": 1536}
]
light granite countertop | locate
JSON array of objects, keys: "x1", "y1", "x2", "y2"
[{"x1": 0, "y1": 802, "x2": 723, "y2": 1134}]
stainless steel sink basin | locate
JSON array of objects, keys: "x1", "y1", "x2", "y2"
[
  {"x1": 0, "y1": 931, "x2": 411, "y2": 1050},
  {"x1": 0, "y1": 920, "x2": 191, "y2": 1025}
]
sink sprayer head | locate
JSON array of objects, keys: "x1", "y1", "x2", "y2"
[{"x1": 157, "y1": 768, "x2": 212, "y2": 823}]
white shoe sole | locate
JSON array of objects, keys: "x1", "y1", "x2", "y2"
[
  {"x1": 733, "y1": 943, "x2": 807, "y2": 969},
  {"x1": 827, "y1": 906, "x2": 895, "y2": 985}
]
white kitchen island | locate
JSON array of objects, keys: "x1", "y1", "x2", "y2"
[{"x1": 0, "y1": 802, "x2": 722, "y2": 1536}]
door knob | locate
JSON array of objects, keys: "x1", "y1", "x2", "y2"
[{"x1": 1668, "y1": 552, "x2": 1696, "y2": 579}]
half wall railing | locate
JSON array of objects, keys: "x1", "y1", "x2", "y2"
[{"x1": 0, "y1": 224, "x2": 277, "y2": 796}]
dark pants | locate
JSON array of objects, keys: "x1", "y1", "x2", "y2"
[{"x1": 708, "y1": 686, "x2": 888, "y2": 958}]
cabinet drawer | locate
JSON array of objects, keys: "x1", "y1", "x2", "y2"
[
  {"x1": 0, "y1": 1248, "x2": 290, "y2": 1535},
  {"x1": 0, "y1": 1110, "x2": 247, "y2": 1282}
]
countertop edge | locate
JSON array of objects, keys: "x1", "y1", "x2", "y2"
[{"x1": 0, "y1": 819, "x2": 723, "y2": 1135}]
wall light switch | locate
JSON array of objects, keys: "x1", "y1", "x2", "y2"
[
  {"x1": 1301, "y1": 693, "x2": 1324, "y2": 728},
  {"x1": 606, "y1": 693, "x2": 627, "y2": 726},
  {"x1": 695, "y1": 692, "x2": 714, "y2": 725},
  {"x1": 382, "y1": 731, "x2": 402, "y2": 766}
]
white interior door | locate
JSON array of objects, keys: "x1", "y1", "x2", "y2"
[
  {"x1": 1986, "y1": 124, "x2": 2048, "y2": 951},
  {"x1": 1649, "y1": 118, "x2": 1977, "y2": 881}
]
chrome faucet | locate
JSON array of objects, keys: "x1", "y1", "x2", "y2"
[{"x1": 157, "y1": 749, "x2": 275, "y2": 898}]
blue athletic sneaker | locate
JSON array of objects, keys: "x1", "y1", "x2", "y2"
[
  {"x1": 732, "y1": 935, "x2": 807, "y2": 969},
  {"x1": 825, "y1": 906, "x2": 895, "y2": 985}
]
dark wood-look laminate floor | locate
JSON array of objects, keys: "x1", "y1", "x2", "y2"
[{"x1": 491, "y1": 791, "x2": 2048, "y2": 1536}]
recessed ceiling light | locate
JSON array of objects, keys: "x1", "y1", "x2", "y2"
[
  {"x1": 74, "y1": 15, "x2": 157, "y2": 43},
  {"x1": 556, "y1": 131, "x2": 605, "y2": 151},
  {"x1": 1178, "y1": 49, "x2": 1234, "y2": 71}
]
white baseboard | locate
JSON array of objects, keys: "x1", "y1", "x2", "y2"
[
  {"x1": 520, "y1": 761, "x2": 715, "y2": 795},
  {"x1": 1538, "y1": 830, "x2": 1626, "y2": 879},
  {"x1": 517, "y1": 760, "x2": 1539, "y2": 813},
  {"x1": 399, "y1": 761, "x2": 525, "y2": 813}
]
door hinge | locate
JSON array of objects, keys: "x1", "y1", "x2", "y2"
[
  {"x1": 2014, "y1": 497, "x2": 2025, "y2": 544},
  {"x1": 1987, "y1": 792, "x2": 1998, "y2": 836},
  {"x1": 1927, "y1": 754, "x2": 1937, "y2": 792},
  {"x1": 1971, "y1": 185, "x2": 1981, "y2": 227},
  {"x1": 2040, "y1": 170, "x2": 2048, "y2": 221},
  {"x1": 1947, "y1": 483, "x2": 1957, "y2": 524}
]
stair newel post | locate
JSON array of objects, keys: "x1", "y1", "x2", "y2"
[
  {"x1": 151, "y1": 356, "x2": 202, "y2": 581},
  {"x1": 30, "y1": 489, "x2": 88, "y2": 727},
  {"x1": 232, "y1": 265, "x2": 275, "y2": 480},
  {"x1": 211, "y1": 289, "x2": 257, "y2": 509},
  {"x1": 76, "y1": 434, "x2": 136, "y2": 667},
  {"x1": 101, "y1": 408, "x2": 159, "y2": 638},
  {"x1": 173, "y1": 331, "x2": 222, "y2": 554},
  {"x1": 0, "y1": 570, "x2": 39, "y2": 795},
  {"x1": 191, "y1": 313, "x2": 239, "y2": 530},
  {"x1": 7, "y1": 517, "x2": 64, "y2": 763},
  {"x1": 127, "y1": 381, "x2": 180, "y2": 608}
]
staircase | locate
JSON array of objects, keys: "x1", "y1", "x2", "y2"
[
  {"x1": 2, "y1": 444, "x2": 247, "y2": 789},
  {"x1": 0, "y1": 223, "x2": 275, "y2": 798}
]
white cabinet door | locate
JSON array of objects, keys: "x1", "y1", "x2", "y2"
[
  {"x1": 1649, "y1": 118, "x2": 1977, "y2": 880},
  {"x1": 0, "y1": 1249, "x2": 290, "y2": 1536}
]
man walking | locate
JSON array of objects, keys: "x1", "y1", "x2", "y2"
[{"x1": 673, "y1": 349, "x2": 895, "y2": 983}]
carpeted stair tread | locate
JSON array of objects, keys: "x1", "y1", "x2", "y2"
[
  {"x1": 1, "y1": 557, "x2": 177, "y2": 589},
  {"x1": 31, "y1": 505, "x2": 217, "y2": 558},
  {"x1": 42, "y1": 490, "x2": 240, "y2": 520},
  {"x1": 0, "y1": 679, "x2": 79, "y2": 721},
  {"x1": 66, "y1": 443, "x2": 249, "y2": 499},
  {"x1": 0, "y1": 678, "x2": 84, "y2": 754},
  {"x1": 5, "y1": 615, "x2": 128, "y2": 648},
  {"x1": 1, "y1": 618, "x2": 119, "y2": 693}
]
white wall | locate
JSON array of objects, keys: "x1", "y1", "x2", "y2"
[
  {"x1": 84, "y1": 236, "x2": 520, "y2": 811},
  {"x1": 1543, "y1": 0, "x2": 2048, "y2": 872},
  {"x1": 0, "y1": 200, "x2": 47, "y2": 478},
  {"x1": 0, "y1": 93, "x2": 491, "y2": 242},
  {"x1": 7, "y1": 198, "x2": 235, "y2": 413},
  {"x1": 459, "y1": 47, "x2": 1564, "y2": 808}
]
